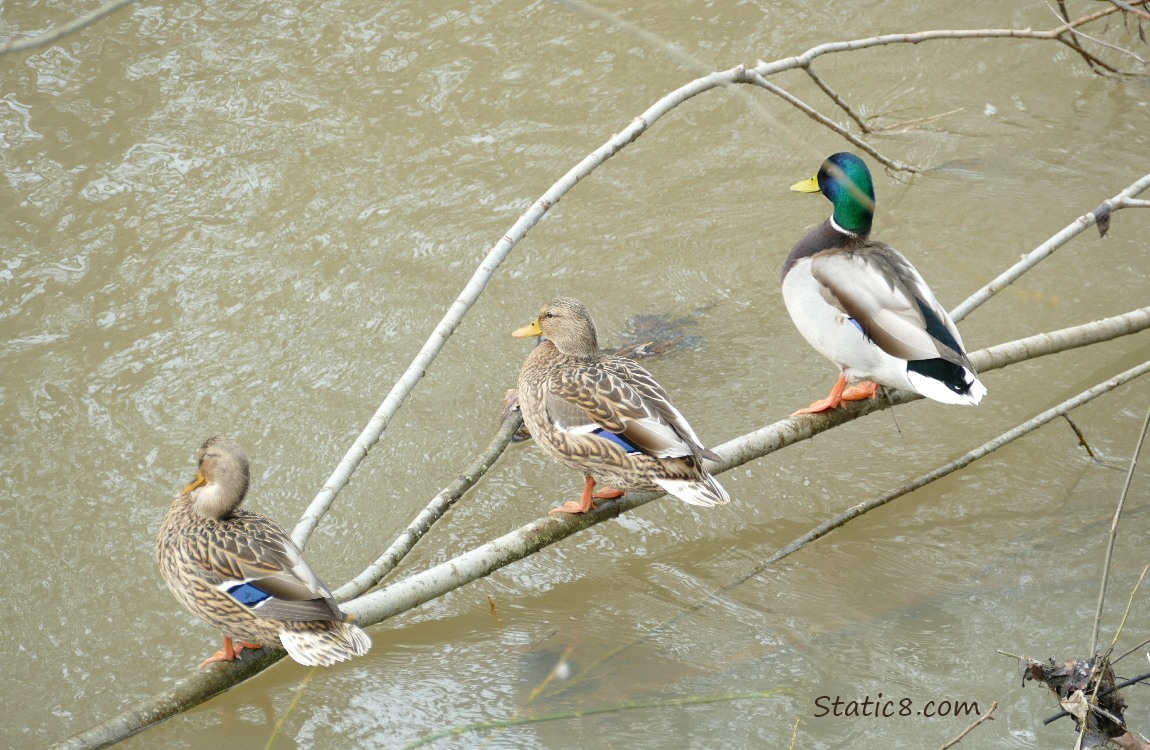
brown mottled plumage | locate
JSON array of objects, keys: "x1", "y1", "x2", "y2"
[
  {"x1": 156, "y1": 436, "x2": 370, "y2": 667},
  {"x1": 512, "y1": 297, "x2": 729, "y2": 514}
]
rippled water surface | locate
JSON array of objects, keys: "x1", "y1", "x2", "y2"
[{"x1": 3, "y1": 1, "x2": 1150, "y2": 748}]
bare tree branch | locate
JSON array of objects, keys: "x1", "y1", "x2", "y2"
[
  {"x1": 801, "y1": 64, "x2": 873, "y2": 133},
  {"x1": 743, "y1": 69, "x2": 917, "y2": 172},
  {"x1": 951, "y1": 172, "x2": 1150, "y2": 323},
  {"x1": 332, "y1": 412, "x2": 521, "y2": 602},
  {"x1": 939, "y1": 701, "x2": 999, "y2": 750},
  {"x1": 1048, "y1": 0, "x2": 1149, "y2": 65},
  {"x1": 1108, "y1": 0, "x2": 1150, "y2": 21}
]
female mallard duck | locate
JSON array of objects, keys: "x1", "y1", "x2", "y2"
[
  {"x1": 512, "y1": 297, "x2": 729, "y2": 514},
  {"x1": 156, "y1": 436, "x2": 371, "y2": 667},
  {"x1": 782, "y1": 152, "x2": 987, "y2": 415}
]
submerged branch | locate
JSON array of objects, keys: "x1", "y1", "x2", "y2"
[{"x1": 401, "y1": 691, "x2": 785, "y2": 750}]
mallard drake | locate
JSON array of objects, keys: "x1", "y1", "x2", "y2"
[
  {"x1": 156, "y1": 436, "x2": 371, "y2": 667},
  {"x1": 782, "y1": 152, "x2": 987, "y2": 415},
  {"x1": 512, "y1": 297, "x2": 729, "y2": 514}
]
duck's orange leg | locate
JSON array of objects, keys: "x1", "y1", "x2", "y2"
[
  {"x1": 550, "y1": 476, "x2": 604, "y2": 515},
  {"x1": 792, "y1": 372, "x2": 849, "y2": 415},
  {"x1": 842, "y1": 380, "x2": 879, "y2": 401},
  {"x1": 199, "y1": 636, "x2": 265, "y2": 668}
]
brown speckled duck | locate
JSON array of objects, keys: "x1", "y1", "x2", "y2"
[
  {"x1": 156, "y1": 436, "x2": 371, "y2": 667},
  {"x1": 512, "y1": 297, "x2": 729, "y2": 514}
]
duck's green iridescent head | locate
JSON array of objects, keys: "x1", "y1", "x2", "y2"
[{"x1": 791, "y1": 152, "x2": 875, "y2": 237}]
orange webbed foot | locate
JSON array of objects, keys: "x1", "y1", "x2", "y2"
[
  {"x1": 199, "y1": 637, "x2": 264, "y2": 668},
  {"x1": 790, "y1": 398, "x2": 838, "y2": 416},
  {"x1": 549, "y1": 476, "x2": 604, "y2": 515},
  {"x1": 791, "y1": 373, "x2": 849, "y2": 416},
  {"x1": 549, "y1": 500, "x2": 596, "y2": 515},
  {"x1": 842, "y1": 381, "x2": 879, "y2": 401},
  {"x1": 591, "y1": 487, "x2": 625, "y2": 500}
]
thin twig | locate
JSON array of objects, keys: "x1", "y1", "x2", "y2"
[
  {"x1": 744, "y1": 69, "x2": 917, "y2": 172},
  {"x1": 939, "y1": 701, "x2": 998, "y2": 750},
  {"x1": 1109, "y1": 564, "x2": 1150, "y2": 652},
  {"x1": 802, "y1": 64, "x2": 872, "y2": 132},
  {"x1": 870, "y1": 107, "x2": 965, "y2": 134},
  {"x1": 1114, "y1": 636, "x2": 1150, "y2": 664},
  {"x1": 1063, "y1": 414, "x2": 1100, "y2": 460},
  {"x1": 1049, "y1": 0, "x2": 1148, "y2": 66},
  {"x1": 1053, "y1": 0, "x2": 1121, "y2": 74},
  {"x1": 951, "y1": 172, "x2": 1150, "y2": 322},
  {"x1": 0, "y1": 0, "x2": 136, "y2": 55},
  {"x1": 1089, "y1": 401, "x2": 1150, "y2": 655},
  {"x1": 332, "y1": 412, "x2": 522, "y2": 601},
  {"x1": 1107, "y1": 0, "x2": 1150, "y2": 22}
]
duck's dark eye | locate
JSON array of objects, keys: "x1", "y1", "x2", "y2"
[{"x1": 543, "y1": 312, "x2": 555, "y2": 319}]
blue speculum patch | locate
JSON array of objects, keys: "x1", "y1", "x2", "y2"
[
  {"x1": 226, "y1": 581, "x2": 271, "y2": 607},
  {"x1": 593, "y1": 428, "x2": 641, "y2": 454}
]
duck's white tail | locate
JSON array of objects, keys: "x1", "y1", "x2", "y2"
[
  {"x1": 655, "y1": 474, "x2": 730, "y2": 507},
  {"x1": 280, "y1": 621, "x2": 372, "y2": 667},
  {"x1": 907, "y1": 366, "x2": 986, "y2": 406}
]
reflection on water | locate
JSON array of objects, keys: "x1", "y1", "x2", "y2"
[{"x1": 3, "y1": 0, "x2": 1149, "y2": 748}]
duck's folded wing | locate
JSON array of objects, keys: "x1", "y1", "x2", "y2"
[
  {"x1": 546, "y1": 366, "x2": 696, "y2": 459},
  {"x1": 602, "y1": 358, "x2": 719, "y2": 461},
  {"x1": 811, "y1": 245, "x2": 969, "y2": 365},
  {"x1": 198, "y1": 521, "x2": 346, "y2": 623}
]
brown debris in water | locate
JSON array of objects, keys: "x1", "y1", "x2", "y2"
[{"x1": 1025, "y1": 656, "x2": 1148, "y2": 749}]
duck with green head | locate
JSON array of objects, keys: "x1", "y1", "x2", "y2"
[
  {"x1": 781, "y1": 152, "x2": 986, "y2": 414},
  {"x1": 157, "y1": 436, "x2": 371, "y2": 667}
]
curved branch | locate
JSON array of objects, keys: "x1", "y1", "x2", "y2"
[{"x1": 0, "y1": 0, "x2": 136, "y2": 55}]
